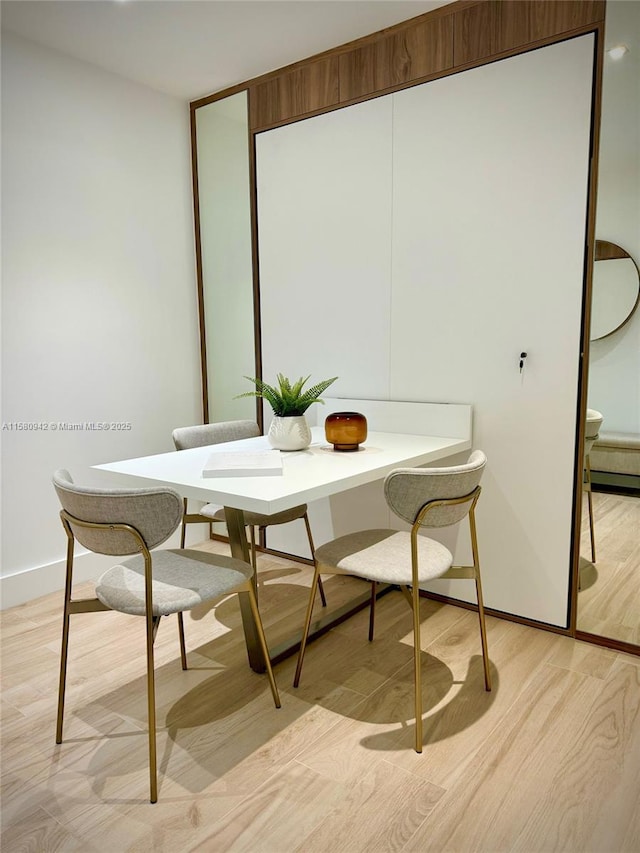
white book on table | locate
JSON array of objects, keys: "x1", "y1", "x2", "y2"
[{"x1": 202, "y1": 449, "x2": 283, "y2": 477}]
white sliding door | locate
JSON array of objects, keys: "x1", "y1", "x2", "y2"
[
  {"x1": 256, "y1": 96, "x2": 394, "y2": 400},
  {"x1": 256, "y1": 97, "x2": 393, "y2": 559},
  {"x1": 255, "y1": 35, "x2": 595, "y2": 625},
  {"x1": 391, "y1": 36, "x2": 594, "y2": 625}
]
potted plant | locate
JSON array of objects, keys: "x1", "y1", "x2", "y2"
[{"x1": 237, "y1": 373, "x2": 338, "y2": 450}]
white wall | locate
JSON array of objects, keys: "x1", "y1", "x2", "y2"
[
  {"x1": 588, "y1": 0, "x2": 640, "y2": 433},
  {"x1": 1, "y1": 32, "x2": 201, "y2": 606}
]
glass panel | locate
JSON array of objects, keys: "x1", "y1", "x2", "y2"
[
  {"x1": 195, "y1": 91, "x2": 255, "y2": 422},
  {"x1": 590, "y1": 255, "x2": 639, "y2": 340},
  {"x1": 578, "y1": 0, "x2": 640, "y2": 649}
]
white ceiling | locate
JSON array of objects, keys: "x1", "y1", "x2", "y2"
[{"x1": 0, "y1": 0, "x2": 448, "y2": 101}]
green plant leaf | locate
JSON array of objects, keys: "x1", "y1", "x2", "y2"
[
  {"x1": 294, "y1": 376, "x2": 339, "y2": 413},
  {"x1": 234, "y1": 374, "x2": 337, "y2": 416}
]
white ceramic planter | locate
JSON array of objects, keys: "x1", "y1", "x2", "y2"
[{"x1": 267, "y1": 415, "x2": 312, "y2": 451}]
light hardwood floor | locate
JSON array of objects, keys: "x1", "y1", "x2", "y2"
[
  {"x1": 1, "y1": 541, "x2": 639, "y2": 852},
  {"x1": 578, "y1": 490, "x2": 640, "y2": 644}
]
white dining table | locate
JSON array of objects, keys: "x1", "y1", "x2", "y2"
[{"x1": 95, "y1": 426, "x2": 470, "y2": 670}]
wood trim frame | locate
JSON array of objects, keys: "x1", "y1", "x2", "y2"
[
  {"x1": 247, "y1": 103, "x2": 264, "y2": 434},
  {"x1": 189, "y1": 0, "x2": 629, "y2": 652},
  {"x1": 568, "y1": 22, "x2": 605, "y2": 641},
  {"x1": 575, "y1": 630, "x2": 640, "y2": 657},
  {"x1": 189, "y1": 106, "x2": 208, "y2": 424},
  {"x1": 596, "y1": 239, "x2": 633, "y2": 261}
]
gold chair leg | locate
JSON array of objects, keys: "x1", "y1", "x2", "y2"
[
  {"x1": 249, "y1": 526, "x2": 259, "y2": 597},
  {"x1": 399, "y1": 585, "x2": 414, "y2": 610},
  {"x1": 586, "y1": 458, "x2": 596, "y2": 563},
  {"x1": 303, "y1": 513, "x2": 326, "y2": 607},
  {"x1": 246, "y1": 584, "x2": 281, "y2": 708},
  {"x1": 180, "y1": 498, "x2": 188, "y2": 549},
  {"x1": 293, "y1": 566, "x2": 321, "y2": 687},
  {"x1": 56, "y1": 537, "x2": 75, "y2": 744},
  {"x1": 411, "y1": 583, "x2": 423, "y2": 753},
  {"x1": 368, "y1": 581, "x2": 376, "y2": 641},
  {"x1": 145, "y1": 612, "x2": 158, "y2": 803},
  {"x1": 475, "y1": 572, "x2": 492, "y2": 692},
  {"x1": 317, "y1": 575, "x2": 327, "y2": 607},
  {"x1": 177, "y1": 612, "x2": 187, "y2": 671},
  {"x1": 56, "y1": 609, "x2": 71, "y2": 743},
  {"x1": 469, "y1": 508, "x2": 491, "y2": 692}
]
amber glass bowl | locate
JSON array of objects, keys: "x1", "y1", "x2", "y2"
[{"x1": 324, "y1": 412, "x2": 368, "y2": 451}]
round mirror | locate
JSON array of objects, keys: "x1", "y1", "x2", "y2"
[{"x1": 590, "y1": 240, "x2": 640, "y2": 341}]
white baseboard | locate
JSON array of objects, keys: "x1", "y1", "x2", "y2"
[
  {"x1": 0, "y1": 528, "x2": 198, "y2": 610},
  {"x1": 0, "y1": 551, "x2": 110, "y2": 609}
]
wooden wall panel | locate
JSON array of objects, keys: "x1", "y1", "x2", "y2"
[
  {"x1": 339, "y1": 16, "x2": 454, "y2": 102},
  {"x1": 338, "y1": 42, "x2": 376, "y2": 102},
  {"x1": 454, "y1": 0, "x2": 605, "y2": 66},
  {"x1": 595, "y1": 240, "x2": 629, "y2": 262},
  {"x1": 244, "y1": 2, "x2": 605, "y2": 130},
  {"x1": 250, "y1": 58, "x2": 339, "y2": 129},
  {"x1": 498, "y1": 0, "x2": 606, "y2": 53},
  {"x1": 453, "y1": 1, "x2": 498, "y2": 66},
  {"x1": 496, "y1": 1, "x2": 531, "y2": 53},
  {"x1": 529, "y1": 1, "x2": 605, "y2": 42}
]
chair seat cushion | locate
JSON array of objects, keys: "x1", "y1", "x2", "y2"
[
  {"x1": 96, "y1": 549, "x2": 253, "y2": 616},
  {"x1": 315, "y1": 529, "x2": 453, "y2": 584},
  {"x1": 199, "y1": 503, "x2": 308, "y2": 527}
]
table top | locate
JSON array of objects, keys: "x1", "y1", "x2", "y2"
[{"x1": 94, "y1": 427, "x2": 471, "y2": 514}]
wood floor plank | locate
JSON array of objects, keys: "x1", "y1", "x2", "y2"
[
  {"x1": 60, "y1": 795, "x2": 246, "y2": 853},
  {"x1": 0, "y1": 804, "x2": 95, "y2": 853},
  {"x1": 514, "y1": 657, "x2": 640, "y2": 852},
  {"x1": 545, "y1": 636, "x2": 619, "y2": 679},
  {"x1": 402, "y1": 660, "x2": 640, "y2": 852},
  {"x1": 44, "y1": 758, "x2": 247, "y2": 853},
  {"x1": 578, "y1": 491, "x2": 640, "y2": 643},
  {"x1": 379, "y1": 611, "x2": 560, "y2": 789},
  {"x1": 618, "y1": 650, "x2": 640, "y2": 669},
  {"x1": 0, "y1": 608, "x2": 40, "y2": 638},
  {"x1": 332, "y1": 590, "x2": 466, "y2": 645},
  {"x1": 1, "y1": 529, "x2": 638, "y2": 851},
  {"x1": 292, "y1": 760, "x2": 445, "y2": 853},
  {"x1": 280, "y1": 616, "x2": 418, "y2": 698},
  {"x1": 621, "y1": 795, "x2": 640, "y2": 853},
  {"x1": 159, "y1": 688, "x2": 346, "y2": 799},
  {"x1": 182, "y1": 761, "x2": 348, "y2": 852},
  {"x1": 0, "y1": 743, "x2": 62, "y2": 828}
]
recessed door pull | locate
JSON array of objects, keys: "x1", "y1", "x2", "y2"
[{"x1": 519, "y1": 352, "x2": 528, "y2": 373}]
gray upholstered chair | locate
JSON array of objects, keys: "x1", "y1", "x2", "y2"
[
  {"x1": 584, "y1": 408, "x2": 604, "y2": 563},
  {"x1": 293, "y1": 450, "x2": 491, "y2": 753},
  {"x1": 172, "y1": 420, "x2": 326, "y2": 605},
  {"x1": 52, "y1": 469, "x2": 280, "y2": 804}
]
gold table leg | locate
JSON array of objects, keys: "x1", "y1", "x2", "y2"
[
  {"x1": 224, "y1": 506, "x2": 268, "y2": 673},
  {"x1": 224, "y1": 506, "x2": 394, "y2": 673}
]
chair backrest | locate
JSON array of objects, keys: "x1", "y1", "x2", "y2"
[
  {"x1": 172, "y1": 420, "x2": 260, "y2": 451},
  {"x1": 384, "y1": 450, "x2": 487, "y2": 528},
  {"x1": 584, "y1": 409, "x2": 603, "y2": 459},
  {"x1": 52, "y1": 469, "x2": 183, "y2": 556}
]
